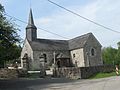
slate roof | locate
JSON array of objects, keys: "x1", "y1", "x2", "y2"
[
  {"x1": 68, "y1": 33, "x2": 92, "y2": 50},
  {"x1": 29, "y1": 39, "x2": 69, "y2": 51},
  {"x1": 28, "y1": 33, "x2": 94, "y2": 51}
]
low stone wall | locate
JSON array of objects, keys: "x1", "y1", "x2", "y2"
[
  {"x1": 0, "y1": 65, "x2": 114, "y2": 79},
  {"x1": 0, "y1": 68, "x2": 18, "y2": 78},
  {"x1": 54, "y1": 67, "x2": 81, "y2": 79},
  {"x1": 0, "y1": 68, "x2": 27, "y2": 79},
  {"x1": 80, "y1": 65, "x2": 114, "y2": 79},
  {"x1": 55, "y1": 65, "x2": 114, "y2": 79}
]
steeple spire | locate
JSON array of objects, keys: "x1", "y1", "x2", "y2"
[
  {"x1": 26, "y1": 8, "x2": 36, "y2": 29},
  {"x1": 26, "y1": 8, "x2": 37, "y2": 41}
]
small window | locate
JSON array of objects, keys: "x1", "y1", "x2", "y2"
[
  {"x1": 43, "y1": 54, "x2": 47, "y2": 62},
  {"x1": 73, "y1": 54, "x2": 75, "y2": 58},
  {"x1": 91, "y1": 48, "x2": 95, "y2": 56}
]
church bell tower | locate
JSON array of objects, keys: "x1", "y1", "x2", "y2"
[{"x1": 26, "y1": 9, "x2": 37, "y2": 41}]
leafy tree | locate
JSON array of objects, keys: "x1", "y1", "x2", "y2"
[
  {"x1": 0, "y1": 4, "x2": 21, "y2": 67},
  {"x1": 102, "y1": 47, "x2": 117, "y2": 65},
  {"x1": 115, "y1": 42, "x2": 120, "y2": 65}
]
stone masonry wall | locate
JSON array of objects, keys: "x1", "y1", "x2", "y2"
[
  {"x1": 0, "y1": 68, "x2": 18, "y2": 78},
  {"x1": 0, "y1": 69, "x2": 27, "y2": 79},
  {"x1": 84, "y1": 34, "x2": 103, "y2": 67},
  {"x1": 70, "y1": 48, "x2": 85, "y2": 67},
  {"x1": 55, "y1": 65, "x2": 114, "y2": 79},
  {"x1": 32, "y1": 50, "x2": 70, "y2": 70},
  {"x1": 80, "y1": 65, "x2": 114, "y2": 79},
  {"x1": 55, "y1": 67, "x2": 81, "y2": 79},
  {"x1": 21, "y1": 39, "x2": 33, "y2": 68}
]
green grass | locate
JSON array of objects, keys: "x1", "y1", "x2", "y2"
[{"x1": 89, "y1": 71, "x2": 117, "y2": 79}]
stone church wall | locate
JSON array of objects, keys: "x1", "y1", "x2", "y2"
[
  {"x1": 21, "y1": 39, "x2": 33, "y2": 68},
  {"x1": 31, "y1": 50, "x2": 70, "y2": 70},
  {"x1": 70, "y1": 48, "x2": 85, "y2": 67},
  {"x1": 84, "y1": 35, "x2": 103, "y2": 67}
]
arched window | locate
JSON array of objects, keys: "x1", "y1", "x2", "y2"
[{"x1": 91, "y1": 48, "x2": 95, "y2": 56}]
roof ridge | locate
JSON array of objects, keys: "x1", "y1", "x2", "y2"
[{"x1": 69, "y1": 32, "x2": 92, "y2": 41}]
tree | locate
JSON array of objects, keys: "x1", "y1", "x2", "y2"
[
  {"x1": 0, "y1": 4, "x2": 21, "y2": 67},
  {"x1": 115, "y1": 42, "x2": 120, "y2": 65},
  {"x1": 102, "y1": 47, "x2": 117, "y2": 65}
]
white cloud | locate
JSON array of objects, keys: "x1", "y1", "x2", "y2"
[
  {"x1": 34, "y1": 0, "x2": 120, "y2": 48},
  {"x1": 35, "y1": 18, "x2": 52, "y2": 25},
  {"x1": 35, "y1": 1, "x2": 97, "y2": 39}
]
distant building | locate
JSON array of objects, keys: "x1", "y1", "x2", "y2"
[{"x1": 21, "y1": 9, "x2": 103, "y2": 70}]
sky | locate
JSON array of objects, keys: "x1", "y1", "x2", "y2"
[{"x1": 1, "y1": 0, "x2": 120, "y2": 48}]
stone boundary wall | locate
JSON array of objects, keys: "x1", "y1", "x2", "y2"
[
  {"x1": 0, "y1": 68, "x2": 27, "y2": 79},
  {"x1": 55, "y1": 67, "x2": 81, "y2": 79},
  {"x1": 80, "y1": 65, "x2": 114, "y2": 79},
  {"x1": 0, "y1": 65, "x2": 114, "y2": 79},
  {"x1": 0, "y1": 68, "x2": 18, "y2": 78},
  {"x1": 55, "y1": 65, "x2": 114, "y2": 79}
]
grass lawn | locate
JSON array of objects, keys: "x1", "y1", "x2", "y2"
[{"x1": 89, "y1": 71, "x2": 117, "y2": 79}]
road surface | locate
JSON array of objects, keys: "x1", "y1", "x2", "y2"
[{"x1": 0, "y1": 76, "x2": 120, "y2": 90}]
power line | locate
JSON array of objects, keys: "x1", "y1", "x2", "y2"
[
  {"x1": 47, "y1": 0, "x2": 120, "y2": 34},
  {"x1": 37, "y1": 27, "x2": 69, "y2": 39},
  {"x1": 5, "y1": 13, "x2": 69, "y2": 39}
]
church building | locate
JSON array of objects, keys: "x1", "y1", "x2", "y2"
[{"x1": 21, "y1": 9, "x2": 103, "y2": 70}]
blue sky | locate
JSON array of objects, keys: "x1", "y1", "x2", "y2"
[{"x1": 1, "y1": 0, "x2": 120, "y2": 48}]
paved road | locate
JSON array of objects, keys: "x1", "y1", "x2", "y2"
[{"x1": 0, "y1": 76, "x2": 120, "y2": 90}]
